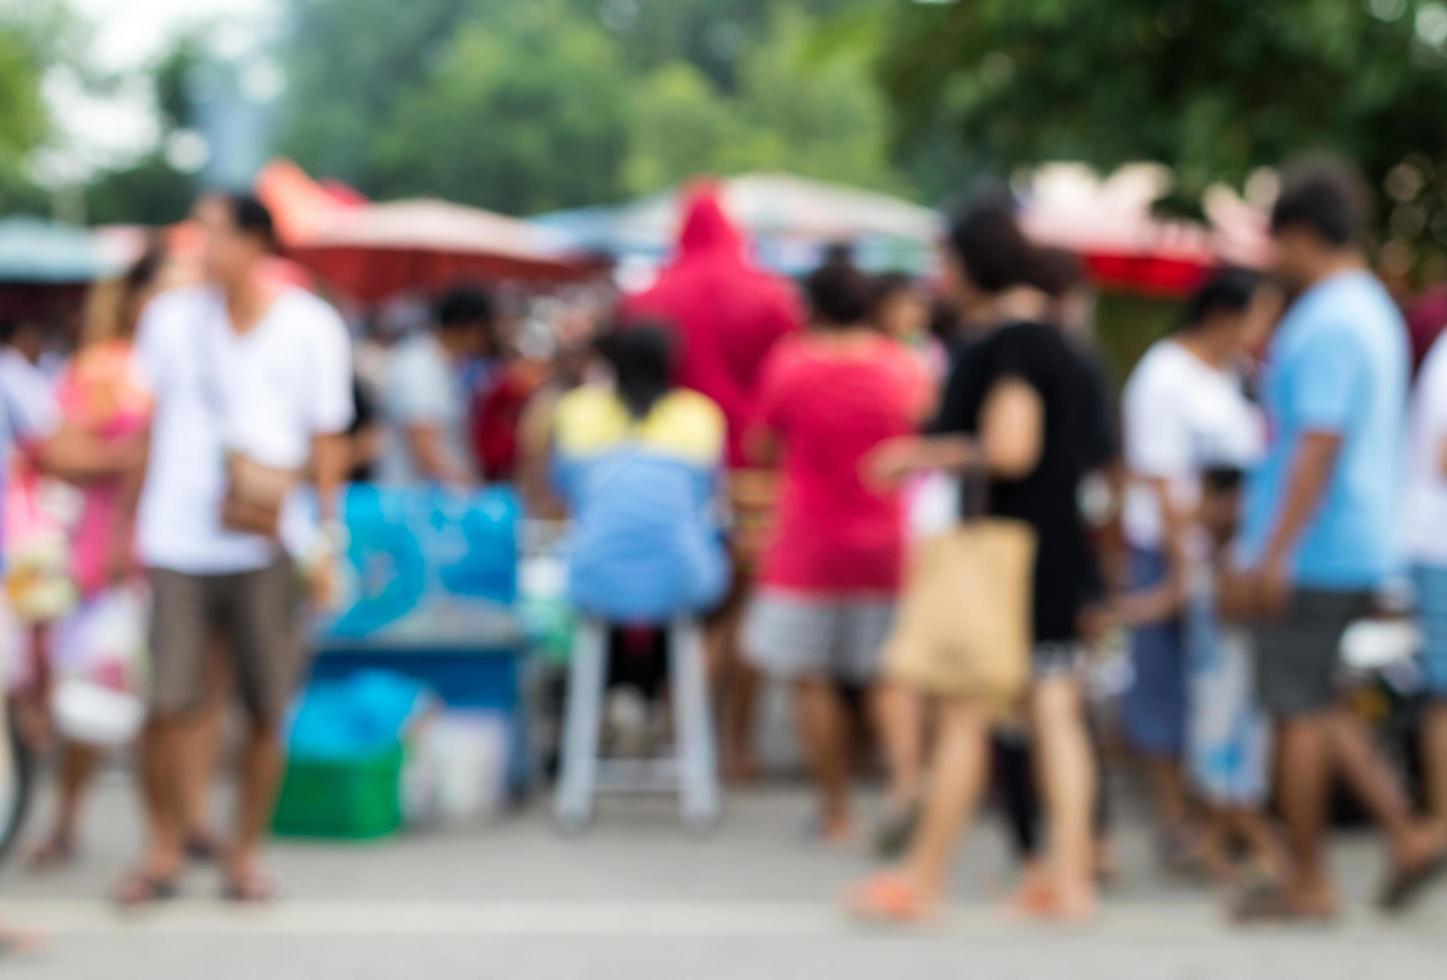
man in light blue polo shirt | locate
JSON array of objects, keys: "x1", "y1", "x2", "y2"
[{"x1": 1234, "y1": 165, "x2": 1447, "y2": 922}]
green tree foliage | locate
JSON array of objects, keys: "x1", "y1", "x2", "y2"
[
  {"x1": 0, "y1": 28, "x2": 44, "y2": 170},
  {"x1": 878, "y1": 0, "x2": 1447, "y2": 249},
  {"x1": 373, "y1": 4, "x2": 633, "y2": 213},
  {"x1": 724, "y1": 6, "x2": 894, "y2": 188},
  {"x1": 275, "y1": 0, "x2": 479, "y2": 190},
  {"x1": 624, "y1": 6, "x2": 895, "y2": 195},
  {"x1": 0, "y1": 5, "x2": 54, "y2": 212},
  {"x1": 624, "y1": 62, "x2": 738, "y2": 195},
  {"x1": 272, "y1": 0, "x2": 899, "y2": 213},
  {"x1": 84, "y1": 152, "x2": 197, "y2": 226},
  {"x1": 73, "y1": 32, "x2": 205, "y2": 226}
]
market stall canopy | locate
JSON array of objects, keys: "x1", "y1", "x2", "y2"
[
  {"x1": 534, "y1": 173, "x2": 941, "y2": 278},
  {"x1": 255, "y1": 158, "x2": 367, "y2": 244},
  {"x1": 0, "y1": 216, "x2": 120, "y2": 284},
  {"x1": 1018, "y1": 163, "x2": 1272, "y2": 297},
  {"x1": 287, "y1": 198, "x2": 600, "y2": 303}
]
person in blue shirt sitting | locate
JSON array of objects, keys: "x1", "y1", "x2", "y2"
[{"x1": 551, "y1": 323, "x2": 729, "y2": 627}]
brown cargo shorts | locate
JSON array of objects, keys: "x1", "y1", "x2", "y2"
[{"x1": 148, "y1": 556, "x2": 308, "y2": 725}]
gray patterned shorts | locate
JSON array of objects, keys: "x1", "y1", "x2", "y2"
[{"x1": 743, "y1": 590, "x2": 896, "y2": 684}]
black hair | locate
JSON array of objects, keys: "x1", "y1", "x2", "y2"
[
  {"x1": 870, "y1": 271, "x2": 914, "y2": 309},
  {"x1": 1031, "y1": 247, "x2": 1087, "y2": 300},
  {"x1": 927, "y1": 297, "x2": 960, "y2": 342},
  {"x1": 1269, "y1": 163, "x2": 1368, "y2": 248},
  {"x1": 819, "y1": 241, "x2": 855, "y2": 271},
  {"x1": 946, "y1": 193, "x2": 1035, "y2": 294},
  {"x1": 124, "y1": 244, "x2": 165, "y2": 298},
  {"x1": 1202, "y1": 465, "x2": 1245, "y2": 496},
  {"x1": 804, "y1": 258, "x2": 873, "y2": 327},
  {"x1": 0, "y1": 318, "x2": 39, "y2": 347},
  {"x1": 213, "y1": 190, "x2": 279, "y2": 253},
  {"x1": 1178, "y1": 267, "x2": 1261, "y2": 333},
  {"x1": 435, "y1": 286, "x2": 495, "y2": 331},
  {"x1": 600, "y1": 322, "x2": 675, "y2": 420}
]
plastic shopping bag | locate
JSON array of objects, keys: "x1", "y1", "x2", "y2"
[{"x1": 49, "y1": 587, "x2": 149, "y2": 747}]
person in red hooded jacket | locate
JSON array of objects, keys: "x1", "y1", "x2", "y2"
[{"x1": 623, "y1": 183, "x2": 805, "y2": 781}]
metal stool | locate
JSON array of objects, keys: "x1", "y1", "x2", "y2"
[{"x1": 554, "y1": 617, "x2": 721, "y2": 833}]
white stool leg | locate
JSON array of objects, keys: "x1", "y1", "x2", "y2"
[
  {"x1": 670, "y1": 617, "x2": 721, "y2": 832},
  {"x1": 555, "y1": 618, "x2": 608, "y2": 832}
]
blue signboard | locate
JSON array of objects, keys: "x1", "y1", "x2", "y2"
[{"x1": 319, "y1": 485, "x2": 521, "y2": 647}]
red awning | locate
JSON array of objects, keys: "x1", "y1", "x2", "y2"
[
  {"x1": 285, "y1": 198, "x2": 599, "y2": 303},
  {"x1": 1019, "y1": 164, "x2": 1272, "y2": 297}
]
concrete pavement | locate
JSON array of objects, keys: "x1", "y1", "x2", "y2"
[{"x1": 2, "y1": 774, "x2": 1445, "y2": 978}]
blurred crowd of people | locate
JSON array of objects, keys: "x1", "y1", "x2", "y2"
[{"x1": 1, "y1": 160, "x2": 1446, "y2": 942}]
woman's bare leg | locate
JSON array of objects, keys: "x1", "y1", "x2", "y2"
[
  {"x1": 872, "y1": 683, "x2": 925, "y2": 812},
  {"x1": 28, "y1": 742, "x2": 101, "y2": 869},
  {"x1": 1031, "y1": 673, "x2": 1099, "y2": 919},
  {"x1": 897, "y1": 700, "x2": 989, "y2": 899},
  {"x1": 795, "y1": 677, "x2": 853, "y2": 838}
]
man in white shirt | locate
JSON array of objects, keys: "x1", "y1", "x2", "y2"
[
  {"x1": 1118, "y1": 269, "x2": 1266, "y2": 868},
  {"x1": 115, "y1": 193, "x2": 353, "y2": 905},
  {"x1": 376, "y1": 287, "x2": 492, "y2": 485},
  {"x1": 1407, "y1": 331, "x2": 1447, "y2": 839}
]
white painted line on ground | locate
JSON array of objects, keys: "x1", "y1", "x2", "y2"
[{"x1": 0, "y1": 899, "x2": 1440, "y2": 941}]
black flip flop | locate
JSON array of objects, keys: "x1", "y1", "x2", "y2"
[
  {"x1": 1378, "y1": 850, "x2": 1447, "y2": 914},
  {"x1": 221, "y1": 869, "x2": 278, "y2": 904},
  {"x1": 111, "y1": 871, "x2": 181, "y2": 909},
  {"x1": 1230, "y1": 879, "x2": 1336, "y2": 925}
]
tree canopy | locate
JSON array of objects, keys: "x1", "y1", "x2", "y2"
[
  {"x1": 273, "y1": 0, "x2": 900, "y2": 214},
  {"x1": 877, "y1": 0, "x2": 1447, "y2": 254},
  {"x1": 0, "y1": 7, "x2": 55, "y2": 213}
]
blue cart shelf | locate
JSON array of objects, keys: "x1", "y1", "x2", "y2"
[{"x1": 303, "y1": 484, "x2": 533, "y2": 799}]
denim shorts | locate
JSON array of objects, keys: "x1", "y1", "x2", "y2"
[
  {"x1": 1415, "y1": 564, "x2": 1447, "y2": 697},
  {"x1": 1122, "y1": 548, "x2": 1188, "y2": 757}
]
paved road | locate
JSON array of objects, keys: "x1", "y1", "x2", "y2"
[{"x1": 2, "y1": 775, "x2": 1445, "y2": 978}]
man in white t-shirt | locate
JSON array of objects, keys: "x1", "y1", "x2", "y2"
[
  {"x1": 1407, "y1": 331, "x2": 1447, "y2": 839},
  {"x1": 115, "y1": 192, "x2": 353, "y2": 905},
  {"x1": 1118, "y1": 269, "x2": 1266, "y2": 867},
  {"x1": 376, "y1": 287, "x2": 492, "y2": 486}
]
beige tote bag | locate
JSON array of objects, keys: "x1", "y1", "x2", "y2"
[{"x1": 885, "y1": 517, "x2": 1036, "y2": 712}]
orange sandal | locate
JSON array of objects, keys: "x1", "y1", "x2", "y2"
[
  {"x1": 845, "y1": 872, "x2": 942, "y2": 924},
  {"x1": 1010, "y1": 881, "x2": 1099, "y2": 925}
]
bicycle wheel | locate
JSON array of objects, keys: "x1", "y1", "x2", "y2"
[{"x1": 0, "y1": 699, "x2": 35, "y2": 866}]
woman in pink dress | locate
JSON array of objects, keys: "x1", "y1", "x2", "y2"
[{"x1": 27, "y1": 249, "x2": 169, "y2": 870}]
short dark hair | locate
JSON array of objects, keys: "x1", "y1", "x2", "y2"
[
  {"x1": 1030, "y1": 247, "x2": 1087, "y2": 300},
  {"x1": 124, "y1": 243, "x2": 165, "y2": 297},
  {"x1": 599, "y1": 321, "x2": 675, "y2": 420},
  {"x1": 1178, "y1": 267, "x2": 1261, "y2": 333},
  {"x1": 1202, "y1": 465, "x2": 1245, "y2": 496},
  {"x1": 804, "y1": 258, "x2": 873, "y2": 326},
  {"x1": 868, "y1": 271, "x2": 914, "y2": 318},
  {"x1": 213, "y1": 191, "x2": 278, "y2": 252},
  {"x1": 1269, "y1": 164, "x2": 1368, "y2": 247},
  {"x1": 435, "y1": 286, "x2": 494, "y2": 330},
  {"x1": 946, "y1": 194, "x2": 1035, "y2": 294}
]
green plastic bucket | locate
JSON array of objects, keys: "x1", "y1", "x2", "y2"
[{"x1": 271, "y1": 746, "x2": 405, "y2": 840}]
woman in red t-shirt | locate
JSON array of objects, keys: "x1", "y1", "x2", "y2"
[{"x1": 743, "y1": 261, "x2": 931, "y2": 843}]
